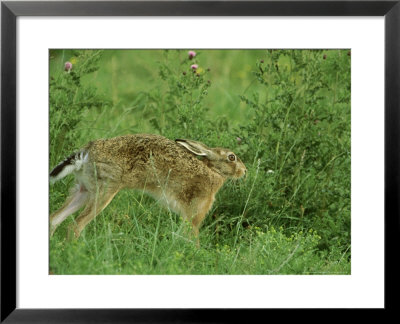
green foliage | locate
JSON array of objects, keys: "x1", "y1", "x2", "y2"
[
  {"x1": 49, "y1": 49, "x2": 351, "y2": 275},
  {"x1": 233, "y1": 50, "x2": 351, "y2": 251},
  {"x1": 146, "y1": 50, "x2": 213, "y2": 139},
  {"x1": 49, "y1": 50, "x2": 109, "y2": 165}
]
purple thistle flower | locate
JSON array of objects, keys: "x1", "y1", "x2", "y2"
[
  {"x1": 64, "y1": 61, "x2": 73, "y2": 72},
  {"x1": 188, "y1": 51, "x2": 196, "y2": 59}
]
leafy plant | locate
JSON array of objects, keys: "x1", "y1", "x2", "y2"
[
  {"x1": 49, "y1": 49, "x2": 109, "y2": 165},
  {"x1": 233, "y1": 49, "x2": 351, "y2": 252}
]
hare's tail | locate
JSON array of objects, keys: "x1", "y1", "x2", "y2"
[{"x1": 50, "y1": 150, "x2": 89, "y2": 184}]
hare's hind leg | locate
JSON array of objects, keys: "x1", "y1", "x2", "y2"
[
  {"x1": 68, "y1": 186, "x2": 119, "y2": 239},
  {"x1": 50, "y1": 184, "x2": 88, "y2": 236}
]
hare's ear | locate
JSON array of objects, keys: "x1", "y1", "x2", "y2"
[{"x1": 175, "y1": 139, "x2": 213, "y2": 157}]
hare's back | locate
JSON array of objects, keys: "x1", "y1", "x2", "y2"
[{"x1": 86, "y1": 134, "x2": 205, "y2": 173}]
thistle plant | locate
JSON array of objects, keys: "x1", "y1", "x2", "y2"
[
  {"x1": 144, "y1": 50, "x2": 213, "y2": 140},
  {"x1": 49, "y1": 50, "x2": 109, "y2": 165}
]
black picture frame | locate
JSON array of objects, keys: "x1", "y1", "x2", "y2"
[{"x1": 1, "y1": 0, "x2": 399, "y2": 321}]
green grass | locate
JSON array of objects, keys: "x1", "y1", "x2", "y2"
[{"x1": 49, "y1": 49, "x2": 351, "y2": 275}]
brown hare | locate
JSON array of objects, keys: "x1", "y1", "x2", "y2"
[{"x1": 49, "y1": 134, "x2": 247, "y2": 242}]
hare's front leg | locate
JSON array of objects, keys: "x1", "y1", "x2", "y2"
[
  {"x1": 68, "y1": 186, "x2": 119, "y2": 239},
  {"x1": 185, "y1": 196, "x2": 215, "y2": 246}
]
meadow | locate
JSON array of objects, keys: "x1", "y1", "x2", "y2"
[{"x1": 49, "y1": 49, "x2": 351, "y2": 275}]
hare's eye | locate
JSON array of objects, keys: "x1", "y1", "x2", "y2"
[{"x1": 228, "y1": 154, "x2": 236, "y2": 161}]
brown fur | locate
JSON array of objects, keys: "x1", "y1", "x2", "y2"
[{"x1": 50, "y1": 134, "x2": 247, "y2": 244}]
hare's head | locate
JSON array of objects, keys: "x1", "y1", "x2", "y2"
[{"x1": 175, "y1": 139, "x2": 247, "y2": 179}]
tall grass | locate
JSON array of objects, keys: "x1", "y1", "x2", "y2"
[{"x1": 49, "y1": 49, "x2": 351, "y2": 275}]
